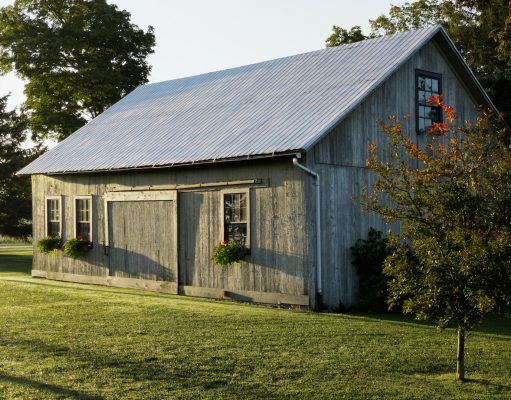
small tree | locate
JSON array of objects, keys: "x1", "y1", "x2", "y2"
[{"x1": 362, "y1": 96, "x2": 511, "y2": 381}]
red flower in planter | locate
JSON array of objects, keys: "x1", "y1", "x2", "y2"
[{"x1": 76, "y1": 233, "x2": 83, "y2": 241}]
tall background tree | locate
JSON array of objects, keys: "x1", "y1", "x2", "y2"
[
  {"x1": 0, "y1": 0, "x2": 156, "y2": 141},
  {"x1": 0, "y1": 94, "x2": 42, "y2": 238},
  {"x1": 325, "y1": 0, "x2": 511, "y2": 123},
  {"x1": 0, "y1": 0, "x2": 155, "y2": 238}
]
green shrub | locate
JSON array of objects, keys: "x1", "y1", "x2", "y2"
[
  {"x1": 36, "y1": 236, "x2": 61, "y2": 254},
  {"x1": 351, "y1": 228, "x2": 390, "y2": 312},
  {"x1": 212, "y1": 240, "x2": 245, "y2": 266},
  {"x1": 63, "y1": 238, "x2": 92, "y2": 259}
]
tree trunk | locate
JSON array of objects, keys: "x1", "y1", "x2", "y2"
[{"x1": 456, "y1": 327, "x2": 465, "y2": 381}]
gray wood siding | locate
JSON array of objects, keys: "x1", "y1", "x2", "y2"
[
  {"x1": 178, "y1": 172, "x2": 307, "y2": 296},
  {"x1": 308, "y1": 39, "x2": 481, "y2": 309},
  {"x1": 108, "y1": 200, "x2": 176, "y2": 281},
  {"x1": 31, "y1": 159, "x2": 309, "y2": 303}
]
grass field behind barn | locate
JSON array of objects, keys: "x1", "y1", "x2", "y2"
[{"x1": 0, "y1": 247, "x2": 510, "y2": 399}]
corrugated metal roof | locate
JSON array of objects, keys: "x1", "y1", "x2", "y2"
[{"x1": 20, "y1": 25, "x2": 444, "y2": 175}]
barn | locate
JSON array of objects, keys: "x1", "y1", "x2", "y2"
[{"x1": 18, "y1": 25, "x2": 496, "y2": 310}]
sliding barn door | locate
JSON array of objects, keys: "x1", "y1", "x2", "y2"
[{"x1": 105, "y1": 191, "x2": 177, "y2": 286}]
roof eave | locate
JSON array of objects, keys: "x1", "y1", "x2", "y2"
[{"x1": 17, "y1": 149, "x2": 305, "y2": 176}]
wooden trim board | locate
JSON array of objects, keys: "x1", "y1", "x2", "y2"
[
  {"x1": 180, "y1": 285, "x2": 309, "y2": 306},
  {"x1": 31, "y1": 270, "x2": 309, "y2": 306},
  {"x1": 32, "y1": 270, "x2": 178, "y2": 294},
  {"x1": 105, "y1": 190, "x2": 177, "y2": 202}
]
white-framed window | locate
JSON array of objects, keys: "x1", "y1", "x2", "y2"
[
  {"x1": 45, "y1": 196, "x2": 62, "y2": 238},
  {"x1": 221, "y1": 189, "x2": 250, "y2": 247},
  {"x1": 74, "y1": 196, "x2": 92, "y2": 241}
]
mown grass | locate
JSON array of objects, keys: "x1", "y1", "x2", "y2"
[
  {"x1": 0, "y1": 247, "x2": 510, "y2": 399},
  {"x1": 0, "y1": 235, "x2": 31, "y2": 245},
  {"x1": 0, "y1": 245, "x2": 32, "y2": 277}
]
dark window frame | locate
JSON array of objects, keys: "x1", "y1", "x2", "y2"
[{"x1": 415, "y1": 69, "x2": 443, "y2": 134}]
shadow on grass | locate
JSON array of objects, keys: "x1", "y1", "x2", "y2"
[
  {"x1": 0, "y1": 372, "x2": 103, "y2": 399},
  {"x1": 0, "y1": 335, "x2": 238, "y2": 396},
  {"x1": 0, "y1": 253, "x2": 32, "y2": 276},
  {"x1": 6, "y1": 277, "x2": 183, "y2": 301},
  {"x1": 461, "y1": 377, "x2": 511, "y2": 393},
  {"x1": 346, "y1": 312, "x2": 511, "y2": 338}
]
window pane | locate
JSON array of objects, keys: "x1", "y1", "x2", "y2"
[
  {"x1": 76, "y1": 198, "x2": 91, "y2": 240},
  {"x1": 47, "y1": 199, "x2": 61, "y2": 237},
  {"x1": 76, "y1": 222, "x2": 91, "y2": 240},
  {"x1": 234, "y1": 194, "x2": 240, "y2": 222},
  {"x1": 224, "y1": 193, "x2": 247, "y2": 224},
  {"x1": 418, "y1": 76, "x2": 425, "y2": 90},
  {"x1": 224, "y1": 192, "x2": 248, "y2": 244},
  {"x1": 224, "y1": 194, "x2": 233, "y2": 223},
  {"x1": 427, "y1": 106, "x2": 438, "y2": 120},
  {"x1": 240, "y1": 197, "x2": 247, "y2": 222},
  {"x1": 425, "y1": 78, "x2": 432, "y2": 91},
  {"x1": 48, "y1": 222, "x2": 60, "y2": 237},
  {"x1": 432, "y1": 79, "x2": 439, "y2": 92},
  {"x1": 225, "y1": 223, "x2": 247, "y2": 244}
]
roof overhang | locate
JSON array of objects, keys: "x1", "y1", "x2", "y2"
[{"x1": 23, "y1": 149, "x2": 304, "y2": 176}]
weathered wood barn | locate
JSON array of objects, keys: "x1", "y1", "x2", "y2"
[{"x1": 19, "y1": 26, "x2": 497, "y2": 309}]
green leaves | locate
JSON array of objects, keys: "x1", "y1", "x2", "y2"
[
  {"x1": 0, "y1": 0, "x2": 155, "y2": 141},
  {"x1": 363, "y1": 100, "x2": 511, "y2": 337},
  {"x1": 36, "y1": 236, "x2": 61, "y2": 254},
  {"x1": 0, "y1": 94, "x2": 42, "y2": 238},
  {"x1": 325, "y1": 0, "x2": 511, "y2": 124},
  {"x1": 211, "y1": 240, "x2": 246, "y2": 266},
  {"x1": 325, "y1": 26, "x2": 367, "y2": 47},
  {"x1": 63, "y1": 237, "x2": 92, "y2": 259}
]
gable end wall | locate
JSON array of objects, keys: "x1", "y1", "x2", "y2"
[{"x1": 308, "y1": 38, "x2": 480, "y2": 309}]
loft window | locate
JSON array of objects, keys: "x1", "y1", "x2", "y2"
[
  {"x1": 222, "y1": 189, "x2": 250, "y2": 247},
  {"x1": 46, "y1": 196, "x2": 62, "y2": 237},
  {"x1": 416, "y1": 70, "x2": 442, "y2": 133},
  {"x1": 74, "y1": 196, "x2": 92, "y2": 240}
]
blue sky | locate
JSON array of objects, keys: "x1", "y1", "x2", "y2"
[{"x1": 0, "y1": 0, "x2": 407, "y2": 109}]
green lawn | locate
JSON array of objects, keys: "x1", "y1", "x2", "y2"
[{"x1": 0, "y1": 247, "x2": 510, "y2": 399}]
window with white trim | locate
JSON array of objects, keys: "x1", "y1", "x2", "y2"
[
  {"x1": 74, "y1": 196, "x2": 92, "y2": 240},
  {"x1": 46, "y1": 196, "x2": 62, "y2": 237},
  {"x1": 222, "y1": 190, "x2": 250, "y2": 247}
]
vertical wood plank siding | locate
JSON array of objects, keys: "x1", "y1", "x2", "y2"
[
  {"x1": 308, "y1": 39, "x2": 479, "y2": 309},
  {"x1": 108, "y1": 200, "x2": 176, "y2": 281},
  {"x1": 32, "y1": 159, "x2": 309, "y2": 304}
]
